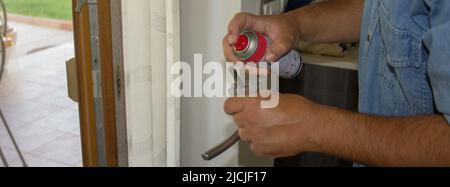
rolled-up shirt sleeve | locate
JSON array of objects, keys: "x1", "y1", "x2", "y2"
[{"x1": 423, "y1": 0, "x2": 450, "y2": 125}]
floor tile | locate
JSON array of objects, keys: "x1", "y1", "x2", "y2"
[
  {"x1": 0, "y1": 147, "x2": 21, "y2": 167},
  {"x1": 8, "y1": 153, "x2": 70, "y2": 167},
  {"x1": 31, "y1": 133, "x2": 82, "y2": 166},
  {"x1": 0, "y1": 123, "x2": 66, "y2": 152},
  {"x1": 0, "y1": 21, "x2": 81, "y2": 167},
  {"x1": 70, "y1": 128, "x2": 80, "y2": 136},
  {"x1": 31, "y1": 89, "x2": 76, "y2": 109},
  {"x1": 10, "y1": 22, "x2": 73, "y2": 59},
  {"x1": 0, "y1": 102, "x2": 62, "y2": 131},
  {"x1": 71, "y1": 161, "x2": 83, "y2": 167},
  {"x1": 33, "y1": 107, "x2": 79, "y2": 133},
  {"x1": 0, "y1": 82, "x2": 59, "y2": 106}
]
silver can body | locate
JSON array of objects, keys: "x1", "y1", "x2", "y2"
[{"x1": 276, "y1": 49, "x2": 303, "y2": 79}]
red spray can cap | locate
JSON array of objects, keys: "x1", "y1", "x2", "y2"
[{"x1": 233, "y1": 30, "x2": 268, "y2": 63}]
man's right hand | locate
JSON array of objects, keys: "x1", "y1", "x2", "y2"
[{"x1": 223, "y1": 13, "x2": 301, "y2": 63}]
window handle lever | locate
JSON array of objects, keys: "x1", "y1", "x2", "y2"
[{"x1": 202, "y1": 131, "x2": 240, "y2": 161}]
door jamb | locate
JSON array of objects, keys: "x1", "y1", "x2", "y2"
[{"x1": 72, "y1": 0, "x2": 124, "y2": 167}]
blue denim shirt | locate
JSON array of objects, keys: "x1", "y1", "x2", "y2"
[{"x1": 359, "y1": 0, "x2": 450, "y2": 124}]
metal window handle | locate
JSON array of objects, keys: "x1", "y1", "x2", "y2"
[
  {"x1": 202, "y1": 70, "x2": 245, "y2": 161},
  {"x1": 75, "y1": 0, "x2": 97, "y2": 13},
  {"x1": 75, "y1": 0, "x2": 86, "y2": 13},
  {"x1": 202, "y1": 131, "x2": 240, "y2": 161}
]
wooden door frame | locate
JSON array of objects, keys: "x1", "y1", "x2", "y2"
[{"x1": 72, "y1": 0, "x2": 126, "y2": 167}]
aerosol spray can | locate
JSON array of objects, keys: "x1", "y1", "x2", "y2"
[
  {"x1": 233, "y1": 29, "x2": 303, "y2": 79},
  {"x1": 202, "y1": 30, "x2": 304, "y2": 161}
]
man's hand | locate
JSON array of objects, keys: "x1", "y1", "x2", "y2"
[
  {"x1": 223, "y1": 13, "x2": 301, "y2": 63},
  {"x1": 224, "y1": 94, "x2": 322, "y2": 158},
  {"x1": 223, "y1": 0, "x2": 364, "y2": 64}
]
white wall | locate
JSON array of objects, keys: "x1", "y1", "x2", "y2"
[{"x1": 180, "y1": 0, "x2": 242, "y2": 167}]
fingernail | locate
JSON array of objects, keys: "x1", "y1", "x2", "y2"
[{"x1": 266, "y1": 51, "x2": 276, "y2": 62}]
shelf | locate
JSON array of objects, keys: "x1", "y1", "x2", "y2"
[{"x1": 301, "y1": 48, "x2": 359, "y2": 71}]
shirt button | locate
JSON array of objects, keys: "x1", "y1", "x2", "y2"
[{"x1": 366, "y1": 34, "x2": 371, "y2": 42}]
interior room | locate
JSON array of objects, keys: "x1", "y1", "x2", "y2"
[{"x1": 1, "y1": 0, "x2": 449, "y2": 168}]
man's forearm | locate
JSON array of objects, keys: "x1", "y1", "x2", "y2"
[
  {"x1": 284, "y1": 0, "x2": 364, "y2": 43},
  {"x1": 311, "y1": 105, "x2": 450, "y2": 167}
]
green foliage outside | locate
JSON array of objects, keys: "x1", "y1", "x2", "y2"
[{"x1": 3, "y1": 0, "x2": 72, "y2": 20}]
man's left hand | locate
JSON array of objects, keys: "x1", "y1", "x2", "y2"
[{"x1": 224, "y1": 94, "x2": 324, "y2": 158}]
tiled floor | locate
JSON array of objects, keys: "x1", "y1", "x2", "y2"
[{"x1": 0, "y1": 22, "x2": 81, "y2": 167}]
